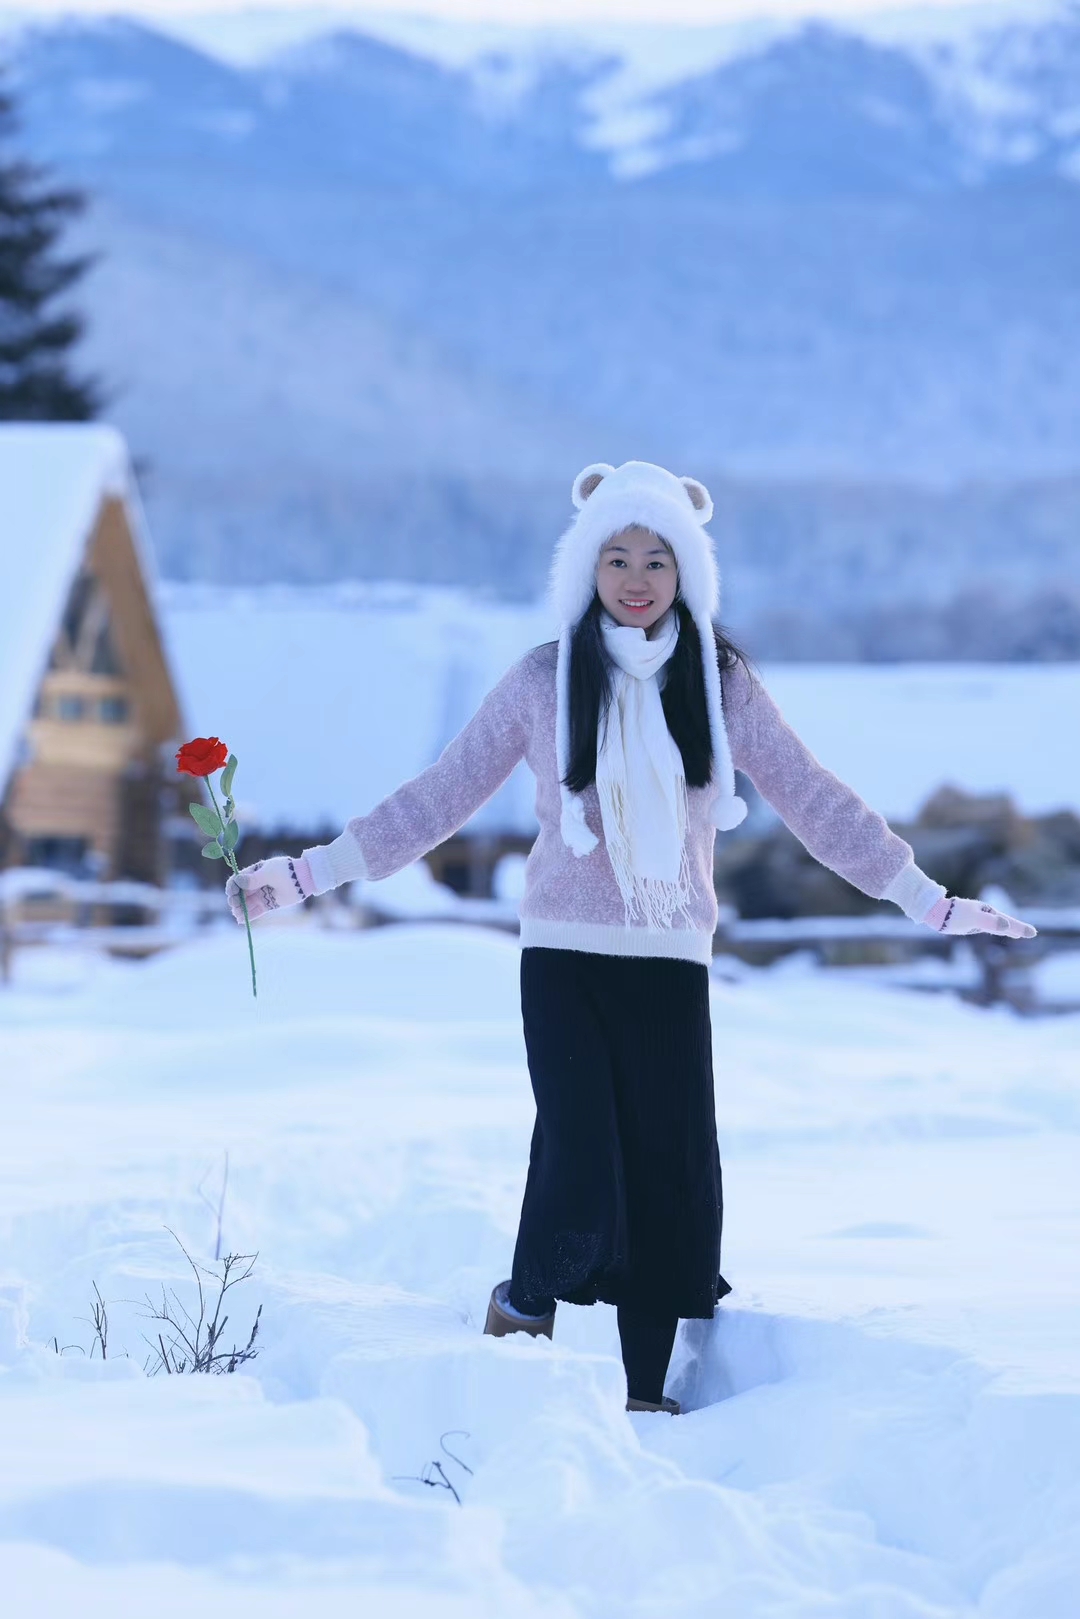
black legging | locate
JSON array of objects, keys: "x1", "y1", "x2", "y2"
[
  {"x1": 510, "y1": 1283, "x2": 679, "y2": 1405},
  {"x1": 616, "y1": 1300, "x2": 680, "y2": 1405}
]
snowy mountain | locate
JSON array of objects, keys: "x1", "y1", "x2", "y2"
[
  {"x1": 3, "y1": 6, "x2": 1079, "y2": 649},
  {"x1": 6, "y1": 15, "x2": 603, "y2": 185},
  {"x1": 622, "y1": 24, "x2": 970, "y2": 186},
  {"x1": 901, "y1": 2, "x2": 1080, "y2": 179}
]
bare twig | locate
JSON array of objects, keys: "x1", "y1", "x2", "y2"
[
  {"x1": 74, "y1": 1281, "x2": 109, "y2": 1360},
  {"x1": 392, "y1": 1431, "x2": 473, "y2": 1506},
  {"x1": 90, "y1": 1282, "x2": 108, "y2": 1360},
  {"x1": 439, "y1": 1431, "x2": 474, "y2": 1478},
  {"x1": 225, "y1": 1303, "x2": 262, "y2": 1373},
  {"x1": 196, "y1": 1151, "x2": 230, "y2": 1261},
  {"x1": 139, "y1": 1229, "x2": 262, "y2": 1376}
]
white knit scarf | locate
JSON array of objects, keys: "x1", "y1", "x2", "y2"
[{"x1": 597, "y1": 606, "x2": 697, "y2": 929}]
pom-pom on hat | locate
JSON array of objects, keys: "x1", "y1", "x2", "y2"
[{"x1": 549, "y1": 459, "x2": 747, "y2": 858}]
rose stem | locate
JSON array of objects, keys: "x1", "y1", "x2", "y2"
[{"x1": 205, "y1": 775, "x2": 257, "y2": 1000}]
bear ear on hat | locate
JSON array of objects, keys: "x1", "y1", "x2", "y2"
[
  {"x1": 680, "y1": 476, "x2": 713, "y2": 525},
  {"x1": 572, "y1": 463, "x2": 615, "y2": 509}
]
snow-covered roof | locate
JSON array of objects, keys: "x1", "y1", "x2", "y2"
[
  {"x1": 0, "y1": 423, "x2": 159, "y2": 790},
  {"x1": 161, "y1": 582, "x2": 557, "y2": 836}
]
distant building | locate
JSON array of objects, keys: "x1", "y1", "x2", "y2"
[{"x1": 0, "y1": 424, "x2": 189, "y2": 882}]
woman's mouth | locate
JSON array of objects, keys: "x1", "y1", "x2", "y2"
[{"x1": 620, "y1": 599, "x2": 653, "y2": 612}]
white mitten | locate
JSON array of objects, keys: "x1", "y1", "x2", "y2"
[
  {"x1": 225, "y1": 855, "x2": 314, "y2": 924},
  {"x1": 923, "y1": 894, "x2": 1036, "y2": 939}
]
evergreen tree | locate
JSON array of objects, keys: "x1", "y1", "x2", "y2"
[{"x1": 0, "y1": 77, "x2": 102, "y2": 419}]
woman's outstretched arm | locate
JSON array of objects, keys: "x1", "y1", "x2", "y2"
[
  {"x1": 722, "y1": 658, "x2": 946, "y2": 921},
  {"x1": 226, "y1": 651, "x2": 534, "y2": 919},
  {"x1": 723, "y1": 660, "x2": 1035, "y2": 936}
]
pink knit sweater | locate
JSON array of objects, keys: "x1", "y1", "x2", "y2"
[{"x1": 304, "y1": 642, "x2": 945, "y2": 964}]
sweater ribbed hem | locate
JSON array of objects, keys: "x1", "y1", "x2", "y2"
[
  {"x1": 880, "y1": 860, "x2": 947, "y2": 923},
  {"x1": 518, "y1": 916, "x2": 714, "y2": 964},
  {"x1": 302, "y1": 829, "x2": 368, "y2": 895}
]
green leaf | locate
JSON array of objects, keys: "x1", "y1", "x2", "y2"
[
  {"x1": 223, "y1": 820, "x2": 240, "y2": 852},
  {"x1": 201, "y1": 841, "x2": 226, "y2": 860},
  {"x1": 223, "y1": 797, "x2": 235, "y2": 820},
  {"x1": 220, "y1": 754, "x2": 238, "y2": 799},
  {"x1": 190, "y1": 803, "x2": 223, "y2": 837}
]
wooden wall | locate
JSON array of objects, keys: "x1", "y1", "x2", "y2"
[{"x1": 2, "y1": 496, "x2": 189, "y2": 882}]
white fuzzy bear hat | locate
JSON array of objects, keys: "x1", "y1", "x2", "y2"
[{"x1": 548, "y1": 458, "x2": 748, "y2": 858}]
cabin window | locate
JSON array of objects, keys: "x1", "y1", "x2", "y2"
[
  {"x1": 52, "y1": 574, "x2": 126, "y2": 677},
  {"x1": 57, "y1": 695, "x2": 85, "y2": 722},
  {"x1": 60, "y1": 573, "x2": 95, "y2": 651},
  {"x1": 91, "y1": 622, "x2": 124, "y2": 677},
  {"x1": 25, "y1": 836, "x2": 89, "y2": 875},
  {"x1": 99, "y1": 696, "x2": 129, "y2": 724}
]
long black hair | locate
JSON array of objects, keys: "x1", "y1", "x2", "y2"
[{"x1": 561, "y1": 589, "x2": 750, "y2": 794}]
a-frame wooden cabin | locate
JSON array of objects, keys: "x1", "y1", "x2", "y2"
[{"x1": 0, "y1": 424, "x2": 188, "y2": 883}]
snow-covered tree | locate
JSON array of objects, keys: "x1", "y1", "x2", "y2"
[{"x1": 0, "y1": 77, "x2": 101, "y2": 419}]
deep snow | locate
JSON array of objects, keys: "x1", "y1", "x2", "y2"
[{"x1": 1, "y1": 920, "x2": 1078, "y2": 1616}]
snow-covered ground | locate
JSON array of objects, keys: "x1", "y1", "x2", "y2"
[{"x1": 1, "y1": 921, "x2": 1078, "y2": 1616}]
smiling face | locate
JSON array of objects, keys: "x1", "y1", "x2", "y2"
[{"x1": 595, "y1": 525, "x2": 678, "y2": 636}]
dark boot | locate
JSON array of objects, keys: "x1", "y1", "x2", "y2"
[{"x1": 483, "y1": 1279, "x2": 555, "y2": 1340}]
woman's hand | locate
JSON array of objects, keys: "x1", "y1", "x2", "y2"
[
  {"x1": 225, "y1": 855, "x2": 314, "y2": 924},
  {"x1": 923, "y1": 895, "x2": 1036, "y2": 939}
]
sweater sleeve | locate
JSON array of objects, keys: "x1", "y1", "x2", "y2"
[
  {"x1": 303, "y1": 652, "x2": 533, "y2": 893},
  {"x1": 721, "y1": 660, "x2": 946, "y2": 921}
]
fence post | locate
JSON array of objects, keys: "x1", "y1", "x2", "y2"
[{"x1": 0, "y1": 893, "x2": 11, "y2": 986}]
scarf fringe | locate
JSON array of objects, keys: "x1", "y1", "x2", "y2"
[{"x1": 597, "y1": 763, "x2": 698, "y2": 930}]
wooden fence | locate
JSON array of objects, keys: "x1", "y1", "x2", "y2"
[{"x1": 2, "y1": 868, "x2": 1078, "y2": 1012}]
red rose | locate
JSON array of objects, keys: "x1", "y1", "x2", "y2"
[{"x1": 176, "y1": 736, "x2": 229, "y2": 777}]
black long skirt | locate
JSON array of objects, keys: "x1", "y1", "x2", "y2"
[{"x1": 509, "y1": 946, "x2": 732, "y2": 1320}]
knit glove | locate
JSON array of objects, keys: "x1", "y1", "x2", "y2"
[
  {"x1": 225, "y1": 855, "x2": 314, "y2": 924},
  {"x1": 923, "y1": 894, "x2": 1036, "y2": 939}
]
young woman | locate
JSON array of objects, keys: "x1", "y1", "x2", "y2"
[{"x1": 226, "y1": 460, "x2": 1036, "y2": 1416}]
